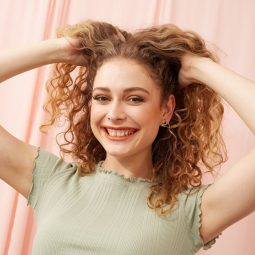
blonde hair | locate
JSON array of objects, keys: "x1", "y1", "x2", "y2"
[{"x1": 41, "y1": 20, "x2": 227, "y2": 216}]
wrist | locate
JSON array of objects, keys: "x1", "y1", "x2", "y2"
[
  {"x1": 190, "y1": 57, "x2": 216, "y2": 84},
  {"x1": 43, "y1": 38, "x2": 66, "y2": 64}
]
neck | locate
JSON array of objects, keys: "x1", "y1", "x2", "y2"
[{"x1": 102, "y1": 151, "x2": 154, "y2": 180}]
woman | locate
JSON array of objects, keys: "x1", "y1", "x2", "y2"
[{"x1": 0, "y1": 20, "x2": 254, "y2": 254}]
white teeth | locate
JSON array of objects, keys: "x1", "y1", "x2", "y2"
[{"x1": 106, "y1": 129, "x2": 135, "y2": 137}]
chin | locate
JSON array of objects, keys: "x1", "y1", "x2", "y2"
[{"x1": 104, "y1": 148, "x2": 132, "y2": 158}]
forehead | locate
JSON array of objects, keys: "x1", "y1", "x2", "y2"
[{"x1": 93, "y1": 58, "x2": 159, "y2": 92}]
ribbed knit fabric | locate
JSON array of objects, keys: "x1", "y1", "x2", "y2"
[{"x1": 27, "y1": 148, "x2": 221, "y2": 255}]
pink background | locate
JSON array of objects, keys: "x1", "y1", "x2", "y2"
[{"x1": 0, "y1": 0, "x2": 255, "y2": 254}]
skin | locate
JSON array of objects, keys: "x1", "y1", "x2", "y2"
[{"x1": 90, "y1": 57, "x2": 175, "y2": 180}]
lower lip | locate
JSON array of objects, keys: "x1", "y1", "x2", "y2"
[{"x1": 101, "y1": 128, "x2": 138, "y2": 141}]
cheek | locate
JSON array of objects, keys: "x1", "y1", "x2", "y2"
[
  {"x1": 90, "y1": 104, "x2": 105, "y2": 122},
  {"x1": 137, "y1": 105, "x2": 161, "y2": 124},
  {"x1": 140, "y1": 107, "x2": 162, "y2": 135},
  {"x1": 90, "y1": 105, "x2": 103, "y2": 133}
]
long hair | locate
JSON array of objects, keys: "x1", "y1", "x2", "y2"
[{"x1": 41, "y1": 20, "x2": 227, "y2": 216}]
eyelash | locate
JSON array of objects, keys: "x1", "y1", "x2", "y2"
[{"x1": 92, "y1": 95, "x2": 144, "y2": 103}]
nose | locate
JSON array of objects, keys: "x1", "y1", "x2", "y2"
[{"x1": 107, "y1": 100, "x2": 126, "y2": 121}]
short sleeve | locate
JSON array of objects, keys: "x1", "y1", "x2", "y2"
[
  {"x1": 26, "y1": 147, "x2": 74, "y2": 209},
  {"x1": 183, "y1": 184, "x2": 222, "y2": 252}
]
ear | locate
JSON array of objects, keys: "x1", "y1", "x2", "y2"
[{"x1": 161, "y1": 94, "x2": 175, "y2": 123}]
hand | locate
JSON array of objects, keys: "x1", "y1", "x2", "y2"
[
  {"x1": 178, "y1": 54, "x2": 211, "y2": 88},
  {"x1": 55, "y1": 36, "x2": 87, "y2": 66}
]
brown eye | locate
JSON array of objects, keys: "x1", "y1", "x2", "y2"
[
  {"x1": 92, "y1": 95, "x2": 108, "y2": 101},
  {"x1": 129, "y1": 97, "x2": 144, "y2": 103}
]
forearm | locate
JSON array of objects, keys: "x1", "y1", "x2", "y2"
[
  {"x1": 0, "y1": 39, "x2": 61, "y2": 83},
  {"x1": 192, "y1": 59, "x2": 255, "y2": 134}
]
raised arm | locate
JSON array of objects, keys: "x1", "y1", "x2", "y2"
[
  {"x1": 0, "y1": 36, "x2": 84, "y2": 199},
  {"x1": 179, "y1": 55, "x2": 255, "y2": 133},
  {"x1": 0, "y1": 37, "x2": 85, "y2": 83},
  {"x1": 179, "y1": 55, "x2": 255, "y2": 244}
]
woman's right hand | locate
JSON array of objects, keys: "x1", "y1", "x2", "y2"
[{"x1": 55, "y1": 36, "x2": 87, "y2": 66}]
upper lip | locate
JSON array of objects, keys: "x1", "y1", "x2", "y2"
[{"x1": 102, "y1": 126, "x2": 138, "y2": 131}]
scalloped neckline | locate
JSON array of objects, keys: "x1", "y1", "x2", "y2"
[{"x1": 96, "y1": 161, "x2": 158, "y2": 183}]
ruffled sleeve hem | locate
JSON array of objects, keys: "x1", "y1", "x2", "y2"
[
  {"x1": 197, "y1": 184, "x2": 222, "y2": 250},
  {"x1": 27, "y1": 146, "x2": 41, "y2": 208},
  {"x1": 203, "y1": 233, "x2": 221, "y2": 250}
]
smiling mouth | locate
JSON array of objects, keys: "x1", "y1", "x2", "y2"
[
  {"x1": 102, "y1": 128, "x2": 138, "y2": 139},
  {"x1": 104, "y1": 128, "x2": 137, "y2": 137}
]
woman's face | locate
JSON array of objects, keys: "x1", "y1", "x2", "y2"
[{"x1": 90, "y1": 58, "x2": 175, "y2": 159}]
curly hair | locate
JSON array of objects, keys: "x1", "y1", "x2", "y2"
[{"x1": 41, "y1": 20, "x2": 227, "y2": 216}]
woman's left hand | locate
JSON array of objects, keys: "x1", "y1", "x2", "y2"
[{"x1": 178, "y1": 54, "x2": 211, "y2": 88}]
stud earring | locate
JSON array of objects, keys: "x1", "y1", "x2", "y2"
[
  {"x1": 160, "y1": 119, "x2": 170, "y2": 128},
  {"x1": 160, "y1": 119, "x2": 176, "y2": 138}
]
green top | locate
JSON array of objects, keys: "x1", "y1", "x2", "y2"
[{"x1": 27, "y1": 148, "x2": 221, "y2": 255}]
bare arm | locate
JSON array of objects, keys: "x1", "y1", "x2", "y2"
[
  {"x1": 0, "y1": 37, "x2": 85, "y2": 83},
  {"x1": 179, "y1": 56, "x2": 255, "y2": 244},
  {"x1": 179, "y1": 56, "x2": 255, "y2": 134},
  {"x1": 0, "y1": 36, "x2": 85, "y2": 199},
  {"x1": 0, "y1": 126, "x2": 38, "y2": 198}
]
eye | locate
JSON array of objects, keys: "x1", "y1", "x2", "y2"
[
  {"x1": 128, "y1": 96, "x2": 144, "y2": 103},
  {"x1": 92, "y1": 95, "x2": 108, "y2": 101}
]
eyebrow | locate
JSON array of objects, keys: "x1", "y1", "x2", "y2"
[{"x1": 92, "y1": 86, "x2": 150, "y2": 95}]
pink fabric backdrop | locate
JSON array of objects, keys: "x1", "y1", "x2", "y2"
[{"x1": 0, "y1": 0, "x2": 255, "y2": 254}]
